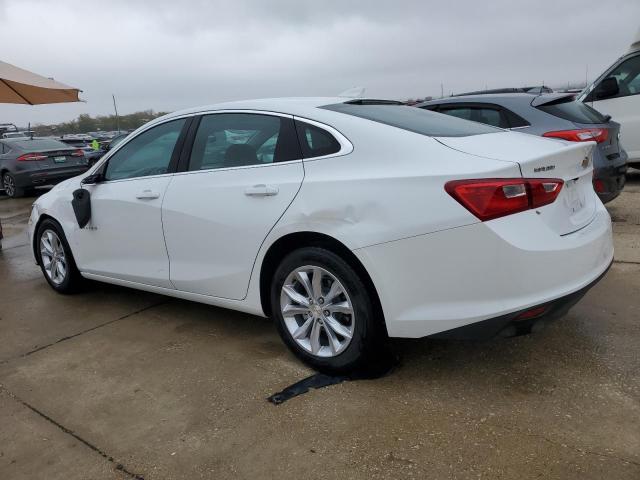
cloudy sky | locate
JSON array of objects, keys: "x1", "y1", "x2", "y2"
[{"x1": 1, "y1": 0, "x2": 639, "y2": 126}]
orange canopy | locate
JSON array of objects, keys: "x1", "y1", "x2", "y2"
[{"x1": 0, "y1": 60, "x2": 81, "y2": 105}]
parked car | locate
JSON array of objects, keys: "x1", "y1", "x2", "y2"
[
  {"x1": 451, "y1": 86, "x2": 554, "y2": 97},
  {"x1": 2, "y1": 131, "x2": 33, "y2": 139},
  {"x1": 59, "y1": 138, "x2": 104, "y2": 166},
  {"x1": 28, "y1": 98, "x2": 613, "y2": 372},
  {"x1": 417, "y1": 93, "x2": 627, "y2": 203},
  {"x1": 61, "y1": 133, "x2": 94, "y2": 142},
  {"x1": 102, "y1": 132, "x2": 129, "y2": 152},
  {"x1": 0, "y1": 137, "x2": 89, "y2": 197},
  {"x1": 577, "y1": 29, "x2": 640, "y2": 170},
  {"x1": 0, "y1": 123, "x2": 19, "y2": 137}
]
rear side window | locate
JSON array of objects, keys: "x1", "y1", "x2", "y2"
[
  {"x1": 537, "y1": 98, "x2": 607, "y2": 124},
  {"x1": 437, "y1": 106, "x2": 510, "y2": 128},
  {"x1": 439, "y1": 107, "x2": 473, "y2": 121},
  {"x1": 295, "y1": 121, "x2": 341, "y2": 158},
  {"x1": 321, "y1": 103, "x2": 499, "y2": 137},
  {"x1": 188, "y1": 114, "x2": 301, "y2": 171}
]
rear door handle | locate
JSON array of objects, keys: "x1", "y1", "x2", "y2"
[
  {"x1": 136, "y1": 189, "x2": 160, "y2": 200},
  {"x1": 244, "y1": 184, "x2": 279, "y2": 197}
]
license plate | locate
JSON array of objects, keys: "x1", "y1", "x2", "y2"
[
  {"x1": 53, "y1": 156, "x2": 67, "y2": 163},
  {"x1": 566, "y1": 180, "x2": 584, "y2": 213}
]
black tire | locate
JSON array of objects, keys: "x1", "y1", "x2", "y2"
[
  {"x1": 35, "y1": 218, "x2": 84, "y2": 293},
  {"x1": 270, "y1": 247, "x2": 386, "y2": 374},
  {"x1": 2, "y1": 172, "x2": 25, "y2": 198}
]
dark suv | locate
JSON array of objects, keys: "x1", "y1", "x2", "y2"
[{"x1": 417, "y1": 93, "x2": 628, "y2": 203}]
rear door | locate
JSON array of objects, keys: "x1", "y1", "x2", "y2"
[{"x1": 162, "y1": 112, "x2": 304, "y2": 300}]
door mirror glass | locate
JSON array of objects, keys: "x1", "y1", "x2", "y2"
[{"x1": 594, "y1": 77, "x2": 620, "y2": 100}]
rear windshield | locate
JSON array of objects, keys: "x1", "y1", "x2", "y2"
[
  {"x1": 536, "y1": 98, "x2": 607, "y2": 124},
  {"x1": 8, "y1": 138, "x2": 71, "y2": 152},
  {"x1": 320, "y1": 103, "x2": 500, "y2": 137}
]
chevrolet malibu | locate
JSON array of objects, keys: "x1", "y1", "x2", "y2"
[{"x1": 28, "y1": 98, "x2": 614, "y2": 372}]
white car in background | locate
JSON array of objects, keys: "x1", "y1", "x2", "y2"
[
  {"x1": 28, "y1": 98, "x2": 613, "y2": 372},
  {"x1": 579, "y1": 28, "x2": 640, "y2": 168}
]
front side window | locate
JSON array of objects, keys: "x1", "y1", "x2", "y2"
[
  {"x1": 188, "y1": 114, "x2": 300, "y2": 171},
  {"x1": 104, "y1": 119, "x2": 186, "y2": 181}
]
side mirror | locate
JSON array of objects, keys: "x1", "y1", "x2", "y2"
[
  {"x1": 81, "y1": 172, "x2": 103, "y2": 185},
  {"x1": 594, "y1": 77, "x2": 619, "y2": 100}
]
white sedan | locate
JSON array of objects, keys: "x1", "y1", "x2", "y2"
[{"x1": 28, "y1": 98, "x2": 614, "y2": 372}]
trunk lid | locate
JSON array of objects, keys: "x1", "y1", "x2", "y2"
[
  {"x1": 436, "y1": 131, "x2": 597, "y2": 235},
  {"x1": 36, "y1": 148, "x2": 87, "y2": 170}
]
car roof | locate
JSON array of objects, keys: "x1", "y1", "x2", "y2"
[
  {"x1": 416, "y1": 92, "x2": 574, "y2": 107},
  {"x1": 152, "y1": 97, "x2": 350, "y2": 125}
]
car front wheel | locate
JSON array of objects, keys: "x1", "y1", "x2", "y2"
[
  {"x1": 36, "y1": 219, "x2": 83, "y2": 293},
  {"x1": 271, "y1": 247, "x2": 385, "y2": 374}
]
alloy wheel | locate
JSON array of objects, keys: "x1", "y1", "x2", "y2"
[
  {"x1": 280, "y1": 265, "x2": 355, "y2": 358},
  {"x1": 40, "y1": 229, "x2": 68, "y2": 285},
  {"x1": 3, "y1": 174, "x2": 15, "y2": 197}
]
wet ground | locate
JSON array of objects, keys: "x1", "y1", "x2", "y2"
[{"x1": 1, "y1": 174, "x2": 639, "y2": 479}]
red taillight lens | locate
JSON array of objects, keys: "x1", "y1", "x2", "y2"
[
  {"x1": 543, "y1": 128, "x2": 608, "y2": 144},
  {"x1": 528, "y1": 179, "x2": 564, "y2": 208},
  {"x1": 593, "y1": 178, "x2": 605, "y2": 193},
  {"x1": 17, "y1": 153, "x2": 48, "y2": 161},
  {"x1": 445, "y1": 178, "x2": 564, "y2": 221},
  {"x1": 71, "y1": 149, "x2": 84, "y2": 157}
]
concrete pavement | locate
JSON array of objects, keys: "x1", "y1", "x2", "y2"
[{"x1": 1, "y1": 175, "x2": 639, "y2": 479}]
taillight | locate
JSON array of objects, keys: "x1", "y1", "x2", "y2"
[
  {"x1": 445, "y1": 178, "x2": 564, "y2": 221},
  {"x1": 593, "y1": 178, "x2": 605, "y2": 193},
  {"x1": 543, "y1": 128, "x2": 608, "y2": 144},
  {"x1": 17, "y1": 153, "x2": 48, "y2": 161},
  {"x1": 71, "y1": 149, "x2": 84, "y2": 157}
]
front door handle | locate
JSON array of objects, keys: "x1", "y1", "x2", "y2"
[
  {"x1": 244, "y1": 184, "x2": 279, "y2": 197},
  {"x1": 136, "y1": 189, "x2": 160, "y2": 200}
]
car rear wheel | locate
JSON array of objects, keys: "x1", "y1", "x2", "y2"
[
  {"x1": 2, "y1": 173, "x2": 24, "y2": 198},
  {"x1": 270, "y1": 247, "x2": 385, "y2": 374},
  {"x1": 36, "y1": 219, "x2": 83, "y2": 293}
]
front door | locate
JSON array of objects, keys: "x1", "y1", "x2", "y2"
[
  {"x1": 73, "y1": 118, "x2": 188, "y2": 288},
  {"x1": 161, "y1": 112, "x2": 304, "y2": 300},
  {"x1": 587, "y1": 53, "x2": 640, "y2": 162}
]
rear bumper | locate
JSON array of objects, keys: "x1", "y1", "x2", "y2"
[
  {"x1": 14, "y1": 167, "x2": 89, "y2": 188},
  {"x1": 594, "y1": 163, "x2": 627, "y2": 204},
  {"x1": 354, "y1": 202, "x2": 613, "y2": 338},
  {"x1": 430, "y1": 260, "x2": 611, "y2": 339}
]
